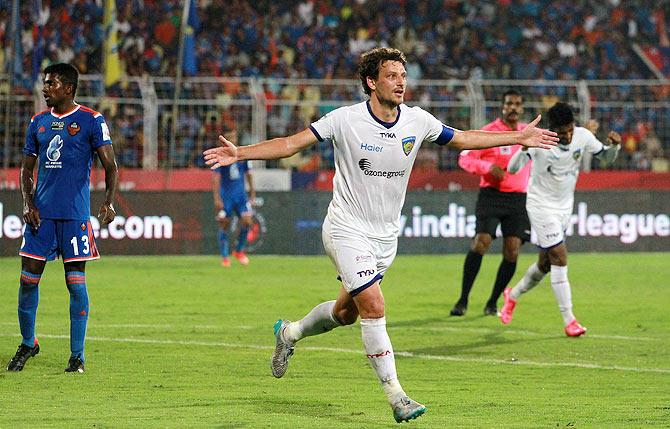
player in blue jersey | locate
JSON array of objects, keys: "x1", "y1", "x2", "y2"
[
  {"x1": 212, "y1": 129, "x2": 256, "y2": 267},
  {"x1": 6, "y1": 63, "x2": 118, "y2": 373}
]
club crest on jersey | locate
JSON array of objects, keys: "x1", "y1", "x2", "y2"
[
  {"x1": 51, "y1": 121, "x2": 65, "y2": 131},
  {"x1": 68, "y1": 122, "x2": 81, "y2": 136},
  {"x1": 500, "y1": 146, "x2": 512, "y2": 155},
  {"x1": 572, "y1": 149, "x2": 582, "y2": 160},
  {"x1": 38, "y1": 125, "x2": 46, "y2": 133},
  {"x1": 401, "y1": 136, "x2": 416, "y2": 156}
]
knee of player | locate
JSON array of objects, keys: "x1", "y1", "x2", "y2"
[
  {"x1": 334, "y1": 308, "x2": 358, "y2": 326},
  {"x1": 502, "y1": 246, "x2": 520, "y2": 262},
  {"x1": 471, "y1": 235, "x2": 492, "y2": 254}
]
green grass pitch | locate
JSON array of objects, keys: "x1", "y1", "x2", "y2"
[{"x1": 0, "y1": 253, "x2": 668, "y2": 428}]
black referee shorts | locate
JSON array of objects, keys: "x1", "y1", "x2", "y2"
[{"x1": 475, "y1": 187, "x2": 530, "y2": 242}]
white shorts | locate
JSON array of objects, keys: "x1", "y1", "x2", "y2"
[
  {"x1": 528, "y1": 208, "x2": 571, "y2": 249},
  {"x1": 322, "y1": 216, "x2": 397, "y2": 296}
]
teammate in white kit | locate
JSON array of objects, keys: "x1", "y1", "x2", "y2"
[
  {"x1": 203, "y1": 47, "x2": 558, "y2": 423},
  {"x1": 501, "y1": 102, "x2": 621, "y2": 336}
]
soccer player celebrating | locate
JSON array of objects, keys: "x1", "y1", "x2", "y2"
[
  {"x1": 7, "y1": 63, "x2": 118, "y2": 373},
  {"x1": 501, "y1": 102, "x2": 620, "y2": 336},
  {"x1": 203, "y1": 47, "x2": 558, "y2": 422},
  {"x1": 450, "y1": 90, "x2": 531, "y2": 317},
  {"x1": 212, "y1": 128, "x2": 256, "y2": 267}
]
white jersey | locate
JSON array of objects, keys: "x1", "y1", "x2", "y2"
[
  {"x1": 310, "y1": 101, "x2": 454, "y2": 241},
  {"x1": 523, "y1": 126, "x2": 604, "y2": 214}
]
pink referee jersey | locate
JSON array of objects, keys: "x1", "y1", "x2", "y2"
[{"x1": 458, "y1": 118, "x2": 531, "y2": 193}]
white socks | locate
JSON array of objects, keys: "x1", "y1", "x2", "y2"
[
  {"x1": 284, "y1": 300, "x2": 341, "y2": 343},
  {"x1": 550, "y1": 265, "x2": 575, "y2": 325},
  {"x1": 360, "y1": 317, "x2": 405, "y2": 403},
  {"x1": 511, "y1": 262, "x2": 546, "y2": 300}
]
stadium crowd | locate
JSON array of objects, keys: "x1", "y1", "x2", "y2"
[
  {"x1": 1, "y1": 0, "x2": 668, "y2": 170},
  {"x1": 3, "y1": 0, "x2": 666, "y2": 81}
]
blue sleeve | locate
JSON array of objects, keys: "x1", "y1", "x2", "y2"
[
  {"x1": 433, "y1": 125, "x2": 455, "y2": 146},
  {"x1": 23, "y1": 120, "x2": 38, "y2": 156},
  {"x1": 91, "y1": 115, "x2": 112, "y2": 149}
]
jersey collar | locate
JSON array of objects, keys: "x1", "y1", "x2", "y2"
[
  {"x1": 50, "y1": 103, "x2": 80, "y2": 119},
  {"x1": 366, "y1": 100, "x2": 401, "y2": 129}
]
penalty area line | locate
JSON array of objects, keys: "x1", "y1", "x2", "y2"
[{"x1": 0, "y1": 333, "x2": 668, "y2": 374}]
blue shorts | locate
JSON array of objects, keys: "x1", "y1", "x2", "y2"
[
  {"x1": 217, "y1": 192, "x2": 252, "y2": 219},
  {"x1": 20, "y1": 219, "x2": 100, "y2": 263}
]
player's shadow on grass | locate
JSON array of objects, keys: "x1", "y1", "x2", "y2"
[{"x1": 247, "y1": 398, "x2": 397, "y2": 428}]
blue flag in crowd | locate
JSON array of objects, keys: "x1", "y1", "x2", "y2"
[{"x1": 183, "y1": 0, "x2": 200, "y2": 76}]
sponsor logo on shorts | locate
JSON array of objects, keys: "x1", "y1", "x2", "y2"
[
  {"x1": 356, "y1": 269, "x2": 375, "y2": 277},
  {"x1": 355, "y1": 255, "x2": 372, "y2": 263}
]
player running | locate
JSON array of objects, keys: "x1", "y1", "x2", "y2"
[
  {"x1": 8, "y1": 63, "x2": 118, "y2": 373},
  {"x1": 501, "y1": 102, "x2": 620, "y2": 336},
  {"x1": 203, "y1": 47, "x2": 558, "y2": 423}
]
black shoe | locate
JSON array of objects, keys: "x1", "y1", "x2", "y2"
[
  {"x1": 64, "y1": 356, "x2": 85, "y2": 373},
  {"x1": 7, "y1": 343, "x2": 40, "y2": 371},
  {"x1": 483, "y1": 305, "x2": 498, "y2": 316},
  {"x1": 450, "y1": 303, "x2": 467, "y2": 316}
]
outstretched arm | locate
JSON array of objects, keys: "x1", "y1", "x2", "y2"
[
  {"x1": 448, "y1": 115, "x2": 558, "y2": 151},
  {"x1": 203, "y1": 129, "x2": 319, "y2": 169}
]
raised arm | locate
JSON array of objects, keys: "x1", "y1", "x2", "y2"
[
  {"x1": 203, "y1": 128, "x2": 319, "y2": 169},
  {"x1": 448, "y1": 115, "x2": 558, "y2": 151},
  {"x1": 594, "y1": 131, "x2": 621, "y2": 166}
]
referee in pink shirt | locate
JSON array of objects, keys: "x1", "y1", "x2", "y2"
[{"x1": 450, "y1": 90, "x2": 532, "y2": 316}]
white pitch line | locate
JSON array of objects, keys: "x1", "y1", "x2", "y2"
[
  {"x1": 1, "y1": 333, "x2": 668, "y2": 375},
  {"x1": 398, "y1": 326, "x2": 661, "y2": 342},
  {"x1": 0, "y1": 322, "x2": 661, "y2": 342}
]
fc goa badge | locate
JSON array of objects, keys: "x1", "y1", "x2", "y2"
[{"x1": 68, "y1": 122, "x2": 81, "y2": 136}]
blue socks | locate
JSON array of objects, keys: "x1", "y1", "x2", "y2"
[
  {"x1": 236, "y1": 226, "x2": 249, "y2": 252},
  {"x1": 218, "y1": 228, "x2": 230, "y2": 257},
  {"x1": 18, "y1": 271, "x2": 41, "y2": 347},
  {"x1": 66, "y1": 271, "x2": 89, "y2": 362}
]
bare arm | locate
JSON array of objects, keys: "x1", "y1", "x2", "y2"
[
  {"x1": 96, "y1": 144, "x2": 119, "y2": 225},
  {"x1": 203, "y1": 129, "x2": 319, "y2": 169},
  {"x1": 245, "y1": 170, "x2": 256, "y2": 205},
  {"x1": 212, "y1": 172, "x2": 223, "y2": 211},
  {"x1": 448, "y1": 115, "x2": 558, "y2": 151},
  {"x1": 20, "y1": 155, "x2": 40, "y2": 228}
]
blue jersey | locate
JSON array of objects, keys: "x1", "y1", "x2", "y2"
[
  {"x1": 217, "y1": 161, "x2": 250, "y2": 198},
  {"x1": 23, "y1": 104, "x2": 112, "y2": 220}
]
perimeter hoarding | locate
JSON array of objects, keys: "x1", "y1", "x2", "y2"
[{"x1": 0, "y1": 191, "x2": 668, "y2": 257}]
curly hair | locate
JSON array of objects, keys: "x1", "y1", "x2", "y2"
[
  {"x1": 358, "y1": 47, "x2": 407, "y2": 96},
  {"x1": 546, "y1": 102, "x2": 575, "y2": 129}
]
